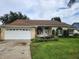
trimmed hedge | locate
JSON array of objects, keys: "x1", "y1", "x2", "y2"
[{"x1": 31, "y1": 36, "x2": 59, "y2": 42}]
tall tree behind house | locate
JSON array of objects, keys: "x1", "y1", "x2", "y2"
[{"x1": 0, "y1": 11, "x2": 29, "y2": 24}]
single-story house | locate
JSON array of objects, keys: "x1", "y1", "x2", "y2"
[
  {"x1": 0, "y1": 19, "x2": 74, "y2": 40},
  {"x1": 72, "y1": 23, "x2": 79, "y2": 34}
]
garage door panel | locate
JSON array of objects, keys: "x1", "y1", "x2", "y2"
[{"x1": 4, "y1": 30, "x2": 32, "y2": 40}]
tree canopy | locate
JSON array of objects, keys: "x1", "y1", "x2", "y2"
[
  {"x1": 68, "y1": 0, "x2": 75, "y2": 7},
  {"x1": 51, "y1": 17, "x2": 61, "y2": 22},
  {"x1": 0, "y1": 11, "x2": 29, "y2": 24}
]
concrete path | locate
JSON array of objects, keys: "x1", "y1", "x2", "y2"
[{"x1": 0, "y1": 40, "x2": 31, "y2": 59}]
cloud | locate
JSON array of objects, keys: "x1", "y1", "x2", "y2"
[{"x1": 0, "y1": 0, "x2": 79, "y2": 24}]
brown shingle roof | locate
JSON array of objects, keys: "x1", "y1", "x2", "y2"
[{"x1": 6, "y1": 19, "x2": 71, "y2": 27}]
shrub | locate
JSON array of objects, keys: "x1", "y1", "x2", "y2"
[
  {"x1": 31, "y1": 36, "x2": 59, "y2": 42},
  {"x1": 73, "y1": 34, "x2": 79, "y2": 38},
  {"x1": 53, "y1": 36, "x2": 59, "y2": 41},
  {"x1": 31, "y1": 38, "x2": 37, "y2": 42}
]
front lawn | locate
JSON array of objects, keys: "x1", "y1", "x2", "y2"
[{"x1": 31, "y1": 38, "x2": 79, "y2": 59}]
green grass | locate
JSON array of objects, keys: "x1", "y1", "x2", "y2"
[{"x1": 31, "y1": 38, "x2": 79, "y2": 59}]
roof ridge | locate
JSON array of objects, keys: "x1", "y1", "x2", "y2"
[{"x1": 4, "y1": 19, "x2": 72, "y2": 28}]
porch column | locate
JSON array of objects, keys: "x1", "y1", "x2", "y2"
[
  {"x1": 49, "y1": 27, "x2": 52, "y2": 35},
  {"x1": 31, "y1": 28, "x2": 36, "y2": 39},
  {"x1": 43, "y1": 27, "x2": 45, "y2": 35}
]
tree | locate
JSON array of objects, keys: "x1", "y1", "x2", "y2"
[
  {"x1": 0, "y1": 11, "x2": 29, "y2": 24},
  {"x1": 51, "y1": 17, "x2": 61, "y2": 22},
  {"x1": 68, "y1": 0, "x2": 76, "y2": 7}
]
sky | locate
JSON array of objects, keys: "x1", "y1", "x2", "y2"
[{"x1": 0, "y1": 0, "x2": 79, "y2": 24}]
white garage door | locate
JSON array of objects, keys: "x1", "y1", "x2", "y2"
[{"x1": 4, "y1": 29, "x2": 32, "y2": 40}]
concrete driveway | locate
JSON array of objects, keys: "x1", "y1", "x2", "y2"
[{"x1": 0, "y1": 40, "x2": 31, "y2": 59}]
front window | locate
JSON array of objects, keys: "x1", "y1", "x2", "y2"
[
  {"x1": 56, "y1": 27, "x2": 62, "y2": 36},
  {"x1": 69, "y1": 29, "x2": 73, "y2": 34},
  {"x1": 58, "y1": 30, "x2": 62, "y2": 34}
]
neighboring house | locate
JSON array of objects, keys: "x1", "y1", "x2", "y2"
[
  {"x1": 0, "y1": 19, "x2": 74, "y2": 40},
  {"x1": 72, "y1": 23, "x2": 79, "y2": 34}
]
